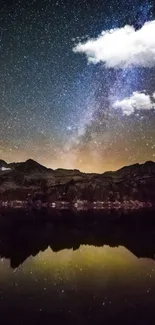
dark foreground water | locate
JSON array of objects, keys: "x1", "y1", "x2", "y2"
[{"x1": 0, "y1": 208, "x2": 155, "y2": 324}]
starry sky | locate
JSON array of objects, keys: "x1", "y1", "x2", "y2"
[{"x1": 1, "y1": 0, "x2": 155, "y2": 172}]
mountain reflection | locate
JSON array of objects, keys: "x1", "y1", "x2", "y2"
[{"x1": 0, "y1": 209, "x2": 155, "y2": 268}]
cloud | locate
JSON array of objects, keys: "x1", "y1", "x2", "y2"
[
  {"x1": 73, "y1": 20, "x2": 155, "y2": 69},
  {"x1": 112, "y1": 91, "x2": 155, "y2": 115}
]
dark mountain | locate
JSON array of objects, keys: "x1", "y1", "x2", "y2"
[
  {"x1": 0, "y1": 209, "x2": 155, "y2": 268},
  {"x1": 9, "y1": 158, "x2": 52, "y2": 174},
  {"x1": 102, "y1": 161, "x2": 155, "y2": 178},
  {"x1": 0, "y1": 159, "x2": 155, "y2": 202},
  {"x1": 0, "y1": 160, "x2": 8, "y2": 168}
]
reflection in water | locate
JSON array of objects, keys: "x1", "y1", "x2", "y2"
[{"x1": 0, "y1": 209, "x2": 155, "y2": 324}]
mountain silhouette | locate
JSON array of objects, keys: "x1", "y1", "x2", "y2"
[
  {"x1": 0, "y1": 159, "x2": 155, "y2": 202},
  {"x1": 0, "y1": 209, "x2": 155, "y2": 268}
]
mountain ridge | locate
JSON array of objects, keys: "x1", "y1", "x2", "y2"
[
  {"x1": 0, "y1": 158, "x2": 155, "y2": 175},
  {"x1": 0, "y1": 158, "x2": 155, "y2": 202}
]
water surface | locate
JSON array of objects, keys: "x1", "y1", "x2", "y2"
[{"x1": 0, "y1": 209, "x2": 155, "y2": 324}]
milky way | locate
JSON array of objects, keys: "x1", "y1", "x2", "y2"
[{"x1": 1, "y1": 0, "x2": 155, "y2": 172}]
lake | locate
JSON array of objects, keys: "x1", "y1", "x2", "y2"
[{"x1": 0, "y1": 208, "x2": 155, "y2": 324}]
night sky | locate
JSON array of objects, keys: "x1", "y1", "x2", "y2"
[{"x1": 1, "y1": 0, "x2": 155, "y2": 172}]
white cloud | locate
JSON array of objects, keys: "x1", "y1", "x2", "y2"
[
  {"x1": 73, "y1": 20, "x2": 155, "y2": 69},
  {"x1": 112, "y1": 92, "x2": 155, "y2": 116}
]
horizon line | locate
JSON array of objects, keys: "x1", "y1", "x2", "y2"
[{"x1": 0, "y1": 158, "x2": 155, "y2": 175}]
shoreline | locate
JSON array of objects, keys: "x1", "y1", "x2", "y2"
[{"x1": 0, "y1": 199, "x2": 153, "y2": 210}]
